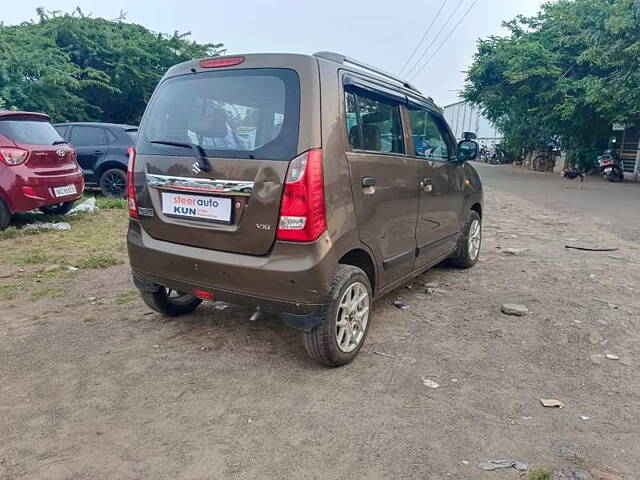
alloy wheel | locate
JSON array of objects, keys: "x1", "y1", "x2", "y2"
[
  {"x1": 468, "y1": 218, "x2": 481, "y2": 260},
  {"x1": 103, "y1": 172, "x2": 126, "y2": 197},
  {"x1": 335, "y1": 282, "x2": 370, "y2": 353}
]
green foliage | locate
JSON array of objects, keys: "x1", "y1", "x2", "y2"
[
  {"x1": 0, "y1": 9, "x2": 224, "y2": 123},
  {"x1": 92, "y1": 195, "x2": 127, "y2": 210},
  {"x1": 566, "y1": 146, "x2": 600, "y2": 170},
  {"x1": 527, "y1": 469, "x2": 551, "y2": 480},
  {"x1": 78, "y1": 253, "x2": 122, "y2": 269},
  {"x1": 464, "y1": 0, "x2": 640, "y2": 156}
]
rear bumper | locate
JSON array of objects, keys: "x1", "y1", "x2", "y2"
[
  {"x1": 3, "y1": 167, "x2": 84, "y2": 213},
  {"x1": 127, "y1": 221, "x2": 337, "y2": 315}
]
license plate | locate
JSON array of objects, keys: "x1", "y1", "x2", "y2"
[
  {"x1": 604, "y1": 167, "x2": 612, "y2": 173},
  {"x1": 53, "y1": 185, "x2": 77, "y2": 197},
  {"x1": 162, "y1": 192, "x2": 232, "y2": 223}
]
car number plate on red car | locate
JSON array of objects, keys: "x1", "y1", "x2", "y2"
[
  {"x1": 604, "y1": 167, "x2": 613, "y2": 173},
  {"x1": 53, "y1": 185, "x2": 77, "y2": 197},
  {"x1": 162, "y1": 192, "x2": 231, "y2": 223}
]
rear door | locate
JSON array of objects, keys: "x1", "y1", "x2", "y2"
[
  {"x1": 69, "y1": 126, "x2": 109, "y2": 183},
  {"x1": 408, "y1": 105, "x2": 465, "y2": 267},
  {"x1": 343, "y1": 81, "x2": 419, "y2": 287},
  {"x1": 134, "y1": 68, "x2": 301, "y2": 256}
]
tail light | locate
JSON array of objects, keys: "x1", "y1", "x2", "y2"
[
  {"x1": 193, "y1": 289, "x2": 215, "y2": 300},
  {"x1": 21, "y1": 186, "x2": 37, "y2": 197},
  {"x1": 0, "y1": 147, "x2": 29, "y2": 166},
  {"x1": 276, "y1": 149, "x2": 326, "y2": 242},
  {"x1": 199, "y1": 56, "x2": 245, "y2": 68},
  {"x1": 127, "y1": 146, "x2": 138, "y2": 219}
]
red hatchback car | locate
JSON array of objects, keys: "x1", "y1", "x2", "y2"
[{"x1": 0, "y1": 110, "x2": 84, "y2": 229}]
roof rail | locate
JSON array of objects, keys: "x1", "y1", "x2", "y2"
[{"x1": 314, "y1": 51, "x2": 419, "y2": 92}]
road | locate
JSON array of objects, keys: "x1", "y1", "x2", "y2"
[
  {"x1": 474, "y1": 162, "x2": 640, "y2": 244},
  {"x1": 2, "y1": 187, "x2": 640, "y2": 479}
]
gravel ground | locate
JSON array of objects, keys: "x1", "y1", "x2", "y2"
[{"x1": 1, "y1": 187, "x2": 638, "y2": 479}]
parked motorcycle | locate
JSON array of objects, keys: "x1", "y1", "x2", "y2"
[
  {"x1": 598, "y1": 147, "x2": 624, "y2": 182},
  {"x1": 489, "y1": 148, "x2": 505, "y2": 164},
  {"x1": 479, "y1": 146, "x2": 490, "y2": 162}
]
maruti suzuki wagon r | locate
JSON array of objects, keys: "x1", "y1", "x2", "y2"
[{"x1": 127, "y1": 52, "x2": 483, "y2": 366}]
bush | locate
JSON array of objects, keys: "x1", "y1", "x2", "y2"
[{"x1": 566, "y1": 147, "x2": 600, "y2": 171}]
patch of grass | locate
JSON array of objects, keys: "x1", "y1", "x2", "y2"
[
  {"x1": 0, "y1": 226, "x2": 42, "y2": 241},
  {"x1": 29, "y1": 285, "x2": 65, "y2": 300},
  {"x1": 34, "y1": 266, "x2": 74, "y2": 283},
  {"x1": 63, "y1": 299, "x2": 86, "y2": 308},
  {"x1": 94, "y1": 196, "x2": 127, "y2": 210},
  {"x1": 79, "y1": 253, "x2": 122, "y2": 269},
  {"x1": 0, "y1": 283, "x2": 21, "y2": 300},
  {"x1": 116, "y1": 288, "x2": 139, "y2": 305},
  {"x1": 12, "y1": 251, "x2": 53, "y2": 265},
  {"x1": 0, "y1": 210, "x2": 127, "y2": 267},
  {"x1": 527, "y1": 468, "x2": 551, "y2": 480},
  {"x1": 0, "y1": 209, "x2": 128, "y2": 298}
]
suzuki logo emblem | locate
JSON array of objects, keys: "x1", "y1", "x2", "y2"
[
  {"x1": 56, "y1": 149, "x2": 66, "y2": 157},
  {"x1": 191, "y1": 161, "x2": 202, "y2": 174}
]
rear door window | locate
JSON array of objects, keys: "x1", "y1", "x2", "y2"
[
  {"x1": 137, "y1": 69, "x2": 300, "y2": 160},
  {"x1": 345, "y1": 88, "x2": 405, "y2": 154},
  {"x1": 408, "y1": 107, "x2": 453, "y2": 161},
  {"x1": 0, "y1": 119, "x2": 62, "y2": 145},
  {"x1": 70, "y1": 126, "x2": 108, "y2": 146}
]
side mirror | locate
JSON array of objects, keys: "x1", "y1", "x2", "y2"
[{"x1": 457, "y1": 139, "x2": 478, "y2": 162}]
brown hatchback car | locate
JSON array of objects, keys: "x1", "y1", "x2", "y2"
[{"x1": 127, "y1": 52, "x2": 483, "y2": 366}]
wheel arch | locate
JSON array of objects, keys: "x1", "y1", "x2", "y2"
[
  {"x1": 95, "y1": 159, "x2": 127, "y2": 179},
  {"x1": 0, "y1": 187, "x2": 11, "y2": 212},
  {"x1": 470, "y1": 202, "x2": 482, "y2": 219},
  {"x1": 338, "y1": 248, "x2": 376, "y2": 293}
]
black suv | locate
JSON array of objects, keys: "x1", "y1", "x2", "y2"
[{"x1": 54, "y1": 122, "x2": 137, "y2": 197}]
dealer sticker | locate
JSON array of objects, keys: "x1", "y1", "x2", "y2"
[{"x1": 161, "y1": 192, "x2": 232, "y2": 222}]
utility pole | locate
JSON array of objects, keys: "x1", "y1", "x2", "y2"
[{"x1": 635, "y1": 136, "x2": 640, "y2": 182}]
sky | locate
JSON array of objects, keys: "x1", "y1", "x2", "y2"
[{"x1": 3, "y1": 0, "x2": 546, "y2": 106}]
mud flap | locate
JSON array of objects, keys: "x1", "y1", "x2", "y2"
[
  {"x1": 280, "y1": 309, "x2": 322, "y2": 331},
  {"x1": 132, "y1": 273, "x2": 161, "y2": 293}
]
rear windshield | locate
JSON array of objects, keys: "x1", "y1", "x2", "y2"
[
  {"x1": 0, "y1": 119, "x2": 63, "y2": 145},
  {"x1": 137, "y1": 69, "x2": 300, "y2": 160}
]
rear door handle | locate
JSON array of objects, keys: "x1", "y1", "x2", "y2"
[
  {"x1": 362, "y1": 177, "x2": 376, "y2": 194},
  {"x1": 421, "y1": 178, "x2": 433, "y2": 192}
]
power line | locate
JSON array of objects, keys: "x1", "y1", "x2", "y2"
[
  {"x1": 404, "y1": 0, "x2": 466, "y2": 79},
  {"x1": 398, "y1": 0, "x2": 448, "y2": 76},
  {"x1": 408, "y1": 0, "x2": 479, "y2": 81}
]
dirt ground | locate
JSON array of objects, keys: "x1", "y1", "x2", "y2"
[{"x1": 1, "y1": 186, "x2": 639, "y2": 479}]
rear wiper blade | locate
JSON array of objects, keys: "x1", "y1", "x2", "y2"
[
  {"x1": 52, "y1": 140, "x2": 69, "y2": 145},
  {"x1": 150, "y1": 140, "x2": 211, "y2": 173}
]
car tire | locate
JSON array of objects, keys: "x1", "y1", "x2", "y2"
[
  {"x1": 140, "y1": 288, "x2": 202, "y2": 317},
  {"x1": 39, "y1": 201, "x2": 75, "y2": 216},
  {"x1": 303, "y1": 265, "x2": 373, "y2": 367},
  {"x1": 0, "y1": 198, "x2": 10, "y2": 231},
  {"x1": 99, "y1": 168, "x2": 127, "y2": 198},
  {"x1": 449, "y1": 210, "x2": 482, "y2": 269}
]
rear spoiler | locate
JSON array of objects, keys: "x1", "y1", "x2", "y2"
[{"x1": 0, "y1": 110, "x2": 51, "y2": 122}]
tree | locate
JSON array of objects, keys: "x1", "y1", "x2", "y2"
[
  {"x1": 0, "y1": 9, "x2": 224, "y2": 123},
  {"x1": 464, "y1": 0, "x2": 640, "y2": 165}
]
